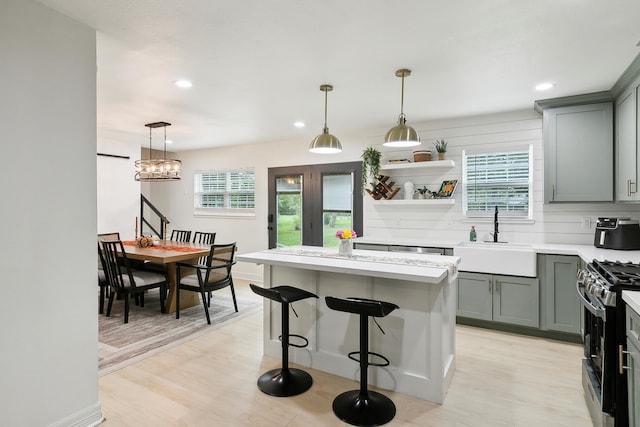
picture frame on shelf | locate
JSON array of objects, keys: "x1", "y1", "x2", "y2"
[{"x1": 435, "y1": 179, "x2": 458, "y2": 198}]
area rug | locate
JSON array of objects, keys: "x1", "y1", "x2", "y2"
[{"x1": 98, "y1": 290, "x2": 262, "y2": 376}]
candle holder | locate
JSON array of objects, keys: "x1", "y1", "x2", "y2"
[{"x1": 163, "y1": 217, "x2": 167, "y2": 247}]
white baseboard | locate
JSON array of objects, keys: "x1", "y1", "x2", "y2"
[
  {"x1": 234, "y1": 271, "x2": 263, "y2": 283},
  {"x1": 47, "y1": 401, "x2": 103, "y2": 427}
]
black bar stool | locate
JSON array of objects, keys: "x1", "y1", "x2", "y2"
[
  {"x1": 325, "y1": 296, "x2": 399, "y2": 427},
  {"x1": 250, "y1": 284, "x2": 318, "y2": 397}
]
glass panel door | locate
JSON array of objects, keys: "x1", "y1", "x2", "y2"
[
  {"x1": 322, "y1": 173, "x2": 354, "y2": 247},
  {"x1": 275, "y1": 175, "x2": 303, "y2": 247},
  {"x1": 268, "y1": 162, "x2": 362, "y2": 249}
]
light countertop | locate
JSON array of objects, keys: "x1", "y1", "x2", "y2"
[
  {"x1": 237, "y1": 246, "x2": 459, "y2": 284},
  {"x1": 354, "y1": 237, "x2": 640, "y2": 264},
  {"x1": 623, "y1": 291, "x2": 640, "y2": 316}
]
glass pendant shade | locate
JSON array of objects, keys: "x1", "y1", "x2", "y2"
[
  {"x1": 384, "y1": 68, "x2": 420, "y2": 147},
  {"x1": 309, "y1": 84, "x2": 342, "y2": 154},
  {"x1": 135, "y1": 121, "x2": 182, "y2": 181}
]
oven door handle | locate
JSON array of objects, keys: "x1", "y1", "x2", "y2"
[{"x1": 576, "y1": 280, "x2": 606, "y2": 320}]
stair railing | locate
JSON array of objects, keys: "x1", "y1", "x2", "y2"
[{"x1": 140, "y1": 194, "x2": 170, "y2": 239}]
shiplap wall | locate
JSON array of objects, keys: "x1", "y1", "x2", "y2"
[
  {"x1": 143, "y1": 107, "x2": 640, "y2": 281},
  {"x1": 363, "y1": 108, "x2": 640, "y2": 245}
]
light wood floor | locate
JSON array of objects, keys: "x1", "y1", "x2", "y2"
[{"x1": 98, "y1": 280, "x2": 592, "y2": 426}]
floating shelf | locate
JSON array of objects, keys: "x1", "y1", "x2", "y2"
[
  {"x1": 371, "y1": 198, "x2": 455, "y2": 206},
  {"x1": 380, "y1": 159, "x2": 455, "y2": 171}
]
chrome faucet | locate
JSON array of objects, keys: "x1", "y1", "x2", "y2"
[{"x1": 493, "y1": 206, "x2": 499, "y2": 242}]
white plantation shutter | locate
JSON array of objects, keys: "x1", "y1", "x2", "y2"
[
  {"x1": 463, "y1": 146, "x2": 532, "y2": 218},
  {"x1": 195, "y1": 169, "x2": 255, "y2": 216}
]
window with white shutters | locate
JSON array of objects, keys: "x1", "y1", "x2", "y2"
[
  {"x1": 194, "y1": 169, "x2": 255, "y2": 216},
  {"x1": 462, "y1": 146, "x2": 532, "y2": 218}
]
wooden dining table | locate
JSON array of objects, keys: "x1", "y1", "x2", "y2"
[{"x1": 122, "y1": 240, "x2": 210, "y2": 313}]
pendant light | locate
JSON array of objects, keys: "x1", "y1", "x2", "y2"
[
  {"x1": 384, "y1": 68, "x2": 421, "y2": 147},
  {"x1": 309, "y1": 84, "x2": 342, "y2": 154},
  {"x1": 135, "y1": 121, "x2": 182, "y2": 181}
]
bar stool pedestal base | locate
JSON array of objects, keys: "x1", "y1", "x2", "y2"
[
  {"x1": 257, "y1": 367, "x2": 313, "y2": 397},
  {"x1": 332, "y1": 390, "x2": 396, "y2": 426}
]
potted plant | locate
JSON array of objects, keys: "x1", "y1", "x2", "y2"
[
  {"x1": 361, "y1": 146, "x2": 381, "y2": 193},
  {"x1": 415, "y1": 186, "x2": 432, "y2": 199},
  {"x1": 433, "y1": 139, "x2": 447, "y2": 160}
]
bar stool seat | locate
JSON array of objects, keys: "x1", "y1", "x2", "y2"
[
  {"x1": 250, "y1": 284, "x2": 318, "y2": 397},
  {"x1": 325, "y1": 296, "x2": 399, "y2": 427}
]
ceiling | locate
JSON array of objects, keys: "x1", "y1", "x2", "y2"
[{"x1": 37, "y1": 0, "x2": 640, "y2": 152}]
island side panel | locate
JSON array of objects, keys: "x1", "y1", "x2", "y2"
[{"x1": 262, "y1": 263, "x2": 455, "y2": 403}]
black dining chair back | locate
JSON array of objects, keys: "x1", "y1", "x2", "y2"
[
  {"x1": 97, "y1": 232, "x2": 120, "y2": 314},
  {"x1": 192, "y1": 231, "x2": 216, "y2": 266},
  {"x1": 192, "y1": 231, "x2": 216, "y2": 245},
  {"x1": 170, "y1": 229, "x2": 192, "y2": 242},
  {"x1": 176, "y1": 242, "x2": 237, "y2": 324},
  {"x1": 101, "y1": 240, "x2": 168, "y2": 323}
]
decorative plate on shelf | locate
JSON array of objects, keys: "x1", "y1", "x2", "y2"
[{"x1": 435, "y1": 179, "x2": 458, "y2": 198}]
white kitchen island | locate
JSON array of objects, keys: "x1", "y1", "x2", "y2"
[{"x1": 237, "y1": 246, "x2": 459, "y2": 403}]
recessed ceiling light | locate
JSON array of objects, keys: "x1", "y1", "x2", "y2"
[
  {"x1": 173, "y1": 79, "x2": 192, "y2": 88},
  {"x1": 165, "y1": 139, "x2": 173, "y2": 144},
  {"x1": 535, "y1": 82, "x2": 555, "y2": 91},
  {"x1": 294, "y1": 121, "x2": 305, "y2": 128}
]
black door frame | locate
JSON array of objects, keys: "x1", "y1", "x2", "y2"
[{"x1": 267, "y1": 161, "x2": 362, "y2": 248}]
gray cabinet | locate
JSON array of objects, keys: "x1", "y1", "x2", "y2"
[
  {"x1": 615, "y1": 76, "x2": 640, "y2": 201},
  {"x1": 627, "y1": 305, "x2": 640, "y2": 427},
  {"x1": 541, "y1": 255, "x2": 581, "y2": 334},
  {"x1": 457, "y1": 272, "x2": 492, "y2": 321},
  {"x1": 457, "y1": 272, "x2": 539, "y2": 328},
  {"x1": 543, "y1": 102, "x2": 613, "y2": 202}
]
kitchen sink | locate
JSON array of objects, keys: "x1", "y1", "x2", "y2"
[{"x1": 453, "y1": 241, "x2": 536, "y2": 277}]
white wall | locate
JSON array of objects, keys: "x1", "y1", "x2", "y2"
[
  {"x1": 147, "y1": 131, "x2": 371, "y2": 281},
  {"x1": 143, "y1": 108, "x2": 640, "y2": 281},
  {"x1": 0, "y1": 1, "x2": 102, "y2": 425},
  {"x1": 366, "y1": 109, "x2": 640, "y2": 245},
  {"x1": 97, "y1": 140, "x2": 141, "y2": 239}
]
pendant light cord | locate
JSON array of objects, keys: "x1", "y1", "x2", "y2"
[
  {"x1": 400, "y1": 72, "x2": 405, "y2": 116},
  {"x1": 163, "y1": 125, "x2": 167, "y2": 160},
  {"x1": 323, "y1": 87, "x2": 329, "y2": 131}
]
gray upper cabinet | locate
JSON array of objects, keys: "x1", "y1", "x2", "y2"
[
  {"x1": 615, "y1": 76, "x2": 640, "y2": 201},
  {"x1": 543, "y1": 102, "x2": 613, "y2": 202}
]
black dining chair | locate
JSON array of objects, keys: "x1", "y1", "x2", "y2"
[
  {"x1": 170, "y1": 229, "x2": 192, "y2": 242},
  {"x1": 192, "y1": 231, "x2": 217, "y2": 305},
  {"x1": 175, "y1": 242, "x2": 237, "y2": 324},
  {"x1": 97, "y1": 232, "x2": 120, "y2": 314},
  {"x1": 192, "y1": 231, "x2": 216, "y2": 245},
  {"x1": 101, "y1": 240, "x2": 168, "y2": 324}
]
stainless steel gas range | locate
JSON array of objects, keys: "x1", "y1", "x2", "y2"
[{"x1": 577, "y1": 259, "x2": 639, "y2": 427}]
